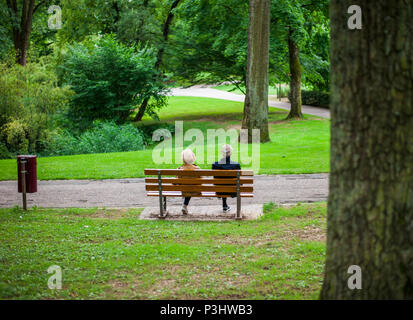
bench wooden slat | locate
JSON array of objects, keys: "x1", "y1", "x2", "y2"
[
  {"x1": 144, "y1": 178, "x2": 254, "y2": 185},
  {"x1": 147, "y1": 191, "x2": 254, "y2": 198},
  {"x1": 144, "y1": 169, "x2": 253, "y2": 177},
  {"x1": 145, "y1": 184, "x2": 253, "y2": 193}
]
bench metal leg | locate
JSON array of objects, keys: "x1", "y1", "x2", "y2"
[
  {"x1": 236, "y1": 171, "x2": 242, "y2": 220},
  {"x1": 158, "y1": 171, "x2": 166, "y2": 219},
  {"x1": 163, "y1": 196, "x2": 167, "y2": 215}
]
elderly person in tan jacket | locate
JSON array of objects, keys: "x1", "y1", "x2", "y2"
[{"x1": 178, "y1": 148, "x2": 200, "y2": 215}]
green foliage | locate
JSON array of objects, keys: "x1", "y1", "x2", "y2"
[
  {"x1": 0, "y1": 4, "x2": 11, "y2": 60},
  {"x1": 136, "y1": 122, "x2": 176, "y2": 146},
  {"x1": 57, "y1": 0, "x2": 163, "y2": 46},
  {"x1": 28, "y1": 1, "x2": 62, "y2": 60},
  {"x1": 0, "y1": 142, "x2": 12, "y2": 159},
  {"x1": 289, "y1": 90, "x2": 329, "y2": 108},
  {"x1": 169, "y1": 0, "x2": 329, "y2": 90},
  {"x1": 60, "y1": 35, "x2": 168, "y2": 123},
  {"x1": 169, "y1": 0, "x2": 249, "y2": 84},
  {"x1": 300, "y1": 4, "x2": 330, "y2": 91},
  {"x1": 1, "y1": 120, "x2": 29, "y2": 154},
  {"x1": 0, "y1": 62, "x2": 73, "y2": 158},
  {"x1": 302, "y1": 90, "x2": 329, "y2": 108},
  {"x1": 44, "y1": 121, "x2": 145, "y2": 156}
]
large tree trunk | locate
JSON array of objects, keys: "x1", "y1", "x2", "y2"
[
  {"x1": 242, "y1": 0, "x2": 270, "y2": 143},
  {"x1": 320, "y1": 0, "x2": 413, "y2": 299},
  {"x1": 134, "y1": 0, "x2": 181, "y2": 121},
  {"x1": 286, "y1": 29, "x2": 303, "y2": 119},
  {"x1": 6, "y1": 0, "x2": 36, "y2": 66}
]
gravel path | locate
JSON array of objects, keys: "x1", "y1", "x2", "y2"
[
  {"x1": 170, "y1": 87, "x2": 331, "y2": 119},
  {"x1": 0, "y1": 174, "x2": 328, "y2": 208}
]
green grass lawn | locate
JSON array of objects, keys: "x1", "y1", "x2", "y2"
[
  {"x1": 0, "y1": 96, "x2": 330, "y2": 180},
  {"x1": 0, "y1": 203, "x2": 326, "y2": 299}
]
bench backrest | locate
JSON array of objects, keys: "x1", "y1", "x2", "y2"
[{"x1": 144, "y1": 169, "x2": 254, "y2": 194}]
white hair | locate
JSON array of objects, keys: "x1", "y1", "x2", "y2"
[
  {"x1": 221, "y1": 144, "x2": 233, "y2": 158},
  {"x1": 182, "y1": 148, "x2": 196, "y2": 165}
]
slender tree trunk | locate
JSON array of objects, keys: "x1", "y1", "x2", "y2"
[
  {"x1": 134, "y1": 99, "x2": 149, "y2": 121},
  {"x1": 6, "y1": 0, "x2": 36, "y2": 66},
  {"x1": 286, "y1": 29, "x2": 303, "y2": 119},
  {"x1": 242, "y1": 0, "x2": 270, "y2": 143},
  {"x1": 134, "y1": 0, "x2": 181, "y2": 121},
  {"x1": 320, "y1": 0, "x2": 413, "y2": 299}
]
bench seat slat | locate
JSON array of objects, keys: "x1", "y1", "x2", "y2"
[
  {"x1": 145, "y1": 184, "x2": 253, "y2": 193},
  {"x1": 144, "y1": 169, "x2": 253, "y2": 177},
  {"x1": 144, "y1": 178, "x2": 254, "y2": 185},
  {"x1": 147, "y1": 191, "x2": 254, "y2": 198}
]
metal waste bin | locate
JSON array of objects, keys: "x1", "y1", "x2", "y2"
[{"x1": 17, "y1": 155, "x2": 37, "y2": 193}]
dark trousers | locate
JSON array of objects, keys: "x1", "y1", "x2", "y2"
[{"x1": 184, "y1": 197, "x2": 228, "y2": 208}]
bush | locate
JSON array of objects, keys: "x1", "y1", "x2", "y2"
[
  {"x1": 289, "y1": 90, "x2": 330, "y2": 108},
  {"x1": 0, "y1": 142, "x2": 12, "y2": 159},
  {"x1": 43, "y1": 121, "x2": 145, "y2": 156},
  {"x1": 136, "y1": 122, "x2": 176, "y2": 146},
  {"x1": 0, "y1": 62, "x2": 73, "y2": 158},
  {"x1": 42, "y1": 129, "x2": 79, "y2": 156},
  {"x1": 1, "y1": 120, "x2": 29, "y2": 154},
  {"x1": 60, "y1": 35, "x2": 169, "y2": 123}
]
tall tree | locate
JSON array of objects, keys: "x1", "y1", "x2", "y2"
[
  {"x1": 5, "y1": 0, "x2": 48, "y2": 65},
  {"x1": 134, "y1": 0, "x2": 182, "y2": 121},
  {"x1": 286, "y1": 27, "x2": 302, "y2": 119},
  {"x1": 242, "y1": 0, "x2": 270, "y2": 143},
  {"x1": 321, "y1": 0, "x2": 413, "y2": 299},
  {"x1": 272, "y1": 0, "x2": 329, "y2": 119}
]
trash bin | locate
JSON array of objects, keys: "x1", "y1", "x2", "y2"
[{"x1": 17, "y1": 155, "x2": 37, "y2": 193}]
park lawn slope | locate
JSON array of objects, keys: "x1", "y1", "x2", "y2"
[
  {"x1": 0, "y1": 203, "x2": 326, "y2": 299},
  {"x1": 0, "y1": 96, "x2": 330, "y2": 180}
]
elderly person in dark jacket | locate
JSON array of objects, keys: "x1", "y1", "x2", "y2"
[{"x1": 212, "y1": 144, "x2": 241, "y2": 212}]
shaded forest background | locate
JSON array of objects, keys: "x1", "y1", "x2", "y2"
[{"x1": 0, "y1": 0, "x2": 329, "y2": 158}]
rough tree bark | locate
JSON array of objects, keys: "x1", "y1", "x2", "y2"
[
  {"x1": 320, "y1": 0, "x2": 413, "y2": 299},
  {"x1": 286, "y1": 29, "x2": 303, "y2": 119},
  {"x1": 6, "y1": 0, "x2": 40, "y2": 66},
  {"x1": 134, "y1": 0, "x2": 181, "y2": 121},
  {"x1": 241, "y1": 0, "x2": 270, "y2": 143}
]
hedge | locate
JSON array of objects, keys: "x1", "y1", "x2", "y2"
[{"x1": 289, "y1": 90, "x2": 330, "y2": 108}]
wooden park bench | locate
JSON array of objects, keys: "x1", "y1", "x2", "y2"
[{"x1": 144, "y1": 169, "x2": 254, "y2": 220}]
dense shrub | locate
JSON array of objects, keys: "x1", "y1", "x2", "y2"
[
  {"x1": 1, "y1": 120, "x2": 29, "y2": 154},
  {"x1": 60, "y1": 35, "x2": 169, "y2": 123},
  {"x1": 289, "y1": 90, "x2": 330, "y2": 108},
  {"x1": 0, "y1": 142, "x2": 12, "y2": 159},
  {"x1": 0, "y1": 62, "x2": 73, "y2": 158},
  {"x1": 136, "y1": 122, "x2": 176, "y2": 146},
  {"x1": 43, "y1": 121, "x2": 145, "y2": 156}
]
